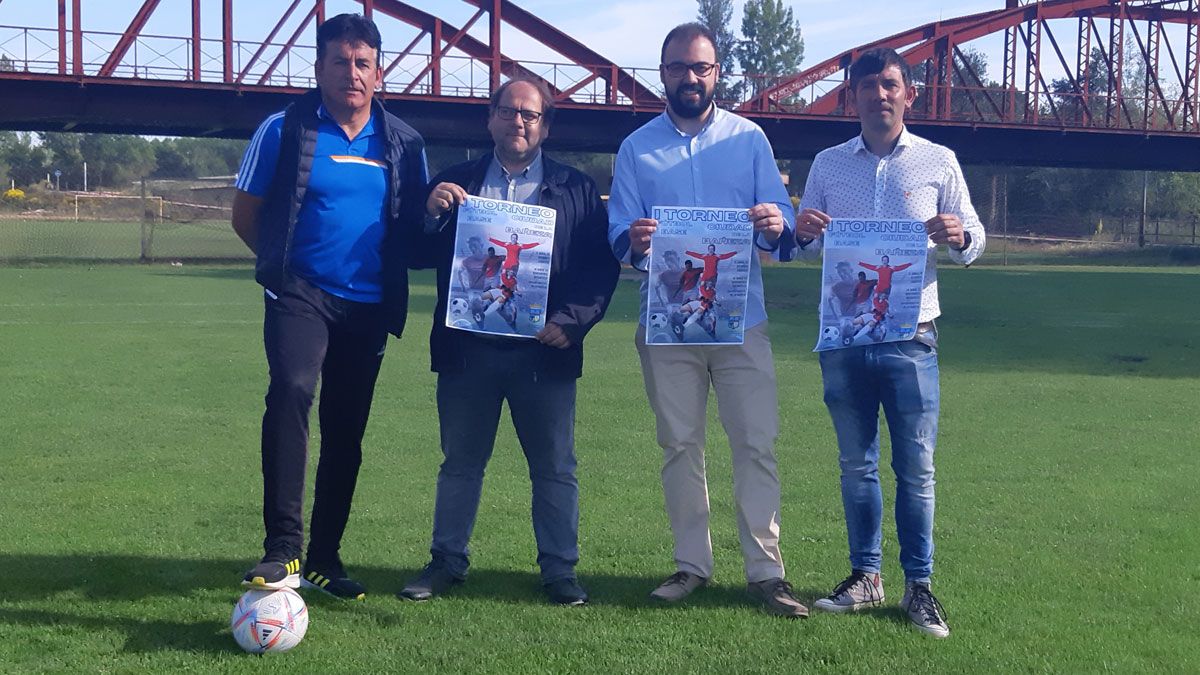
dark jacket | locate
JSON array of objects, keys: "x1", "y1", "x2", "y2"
[
  {"x1": 255, "y1": 89, "x2": 427, "y2": 337},
  {"x1": 418, "y1": 153, "x2": 620, "y2": 379}
]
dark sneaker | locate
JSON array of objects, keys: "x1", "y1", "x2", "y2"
[
  {"x1": 899, "y1": 582, "x2": 950, "y2": 638},
  {"x1": 747, "y1": 578, "x2": 809, "y2": 618},
  {"x1": 649, "y1": 571, "x2": 708, "y2": 602},
  {"x1": 813, "y1": 570, "x2": 885, "y2": 613},
  {"x1": 398, "y1": 563, "x2": 464, "y2": 601},
  {"x1": 301, "y1": 561, "x2": 367, "y2": 601},
  {"x1": 544, "y1": 578, "x2": 589, "y2": 606},
  {"x1": 242, "y1": 549, "x2": 301, "y2": 590}
]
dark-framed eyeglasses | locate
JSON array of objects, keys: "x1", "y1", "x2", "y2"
[
  {"x1": 494, "y1": 106, "x2": 544, "y2": 124},
  {"x1": 662, "y1": 61, "x2": 717, "y2": 78}
]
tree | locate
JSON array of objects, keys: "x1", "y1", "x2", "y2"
[
  {"x1": 79, "y1": 134, "x2": 156, "y2": 188},
  {"x1": 695, "y1": 0, "x2": 745, "y2": 104},
  {"x1": 150, "y1": 137, "x2": 247, "y2": 179},
  {"x1": 41, "y1": 132, "x2": 84, "y2": 188},
  {"x1": 1051, "y1": 48, "x2": 1115, "y2": 128},
  {"x1": 152, "y1": 140, "x2": 192, "y2": 179},
  {"x1": 0, "y1": 132, "x2": 50, "y2": 187},
  {"x1": 734, "y1": 0, "x2": 804, "y2": 98}
]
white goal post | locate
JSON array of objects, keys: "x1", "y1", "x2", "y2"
[{"x1": 73, "y1": 193, "x2": 164, "y2": 223}]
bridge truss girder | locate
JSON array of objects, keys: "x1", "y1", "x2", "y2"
[
  {"x1": 30, "y1": 0, "x2": 659, "y2": 106},
  {"x1": 739, "y1": 0, "x2": 1200, "y2": 135}
]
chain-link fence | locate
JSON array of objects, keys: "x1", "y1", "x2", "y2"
[
  {"x1": 0, "y1": 180, "x2": 246, "y2": 263},
  {"x1": 3, "y1": 167, "x2": 1198, "y2": 265}
]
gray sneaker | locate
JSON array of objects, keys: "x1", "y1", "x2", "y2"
[
  {"x1": 899, "y1": 582, "x2": 950, "y2": 638},
  {"x1": 747, "y1": 578, "x2": 809, "y2": 618},
  {"x1": 813, "y1": 570, "x2": 885, "y2": 613},
  {"x1": 649, "y1": 571, "x2": 707, "y2": 602}
]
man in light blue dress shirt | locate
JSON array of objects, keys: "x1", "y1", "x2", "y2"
[
  {"x1": 607, "y1": 23, "x2": 806, "y2": 618},
  {"x1": 794, "y1": 48, "x2": 986, "y2": 638}
]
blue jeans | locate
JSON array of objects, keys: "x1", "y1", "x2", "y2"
[
  {"x1": 819, "y1": 339, "x2": 939, "y2": 584},
  {"x1": 430, "y1": 341, "x2": 579, "y2": 583}
]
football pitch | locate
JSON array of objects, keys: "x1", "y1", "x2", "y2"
[{"x1": 1, "y1": 262, "x2": 1197, "y2": 672}]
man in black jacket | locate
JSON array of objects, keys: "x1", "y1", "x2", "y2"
[
  {"x1": 231, "y1": 13, "x2": 427, "y2": 600},
  {"x1": 399, "y1": 78, "x2": 619, "y2": 606}
]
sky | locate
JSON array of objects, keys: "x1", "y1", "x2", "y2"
[
  {"x1": 7, "y1": 0, "x2": 1189, "y2": 96},
  {"x1": 0, "y1": 0, "x2": 1008, "y2": 78}
]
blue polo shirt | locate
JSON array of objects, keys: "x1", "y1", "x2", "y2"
[{"x1": 236, "y1": 105, "x2": 389, "y2": 303}]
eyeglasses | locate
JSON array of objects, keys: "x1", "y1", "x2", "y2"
[
  {"x1": 662, "y1": 61, "x2": 717, "y2": 78},
  {"x1": 494, "y1": 106, "x2": 544, "y2": 124}
]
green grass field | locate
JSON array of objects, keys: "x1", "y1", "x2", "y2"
[{"x1": 1, "y1": 262, "x2": 1197, "y2": 672}]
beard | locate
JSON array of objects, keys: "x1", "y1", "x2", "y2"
[{"x1": 667, "y1": 83, "x2": 714, "y2": 119}]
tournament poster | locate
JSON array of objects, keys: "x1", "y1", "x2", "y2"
[
  {"x1": 445, "y1": 195, "x2": 556, "y2": 339},
  {"x1": 814, "y1": 218, "x2": 928, "y2": 351},
  {"x1": 645, "y1": 206, "x2": 753, "y2": 345}
]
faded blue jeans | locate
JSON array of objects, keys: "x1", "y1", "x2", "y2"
[
  {"x1": 818, "y1": 338, "x2": 940, "y2": 584},
  {"x1": 429, "y1": 340, "x2": 579, "y2": 584}
]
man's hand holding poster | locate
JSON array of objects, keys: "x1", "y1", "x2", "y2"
[
  {"x1": 646, "y1": 206, "x2": 752, "y2": 345},
  {"x1": 446, "y1": 195, "x2": 555, "y2": 339},
  {"x1": 815, "y1": 219, "x2": 927, "y2": 352}
]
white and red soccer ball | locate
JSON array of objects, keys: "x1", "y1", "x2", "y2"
[{"x1": 230, "y1": 588, "x2": 309, "y2": 653}]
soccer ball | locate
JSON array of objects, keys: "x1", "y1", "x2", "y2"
[
  {"x1": 821, "y1": 325, "x2": 840, "y2": 343},
  {"x1": 648, "y1": 312, "x2": 668, "y2": 330},
  {"x1": 230, "y1": 588, "x2": 309, "y2": 654},
  {"x1": 449, "y1": 297, "x2": 470, "y2": 317}
]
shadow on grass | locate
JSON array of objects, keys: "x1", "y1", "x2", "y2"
[
  {"x1": 391, "y1": 567, "x2": 828, "y2": 614},
  {"x1": 0, "y1": 550, "x2": 825, "y2": 612},
  {"x1": 0, "y1": 607, "x2": 229, "y2": 654},
  {"x1": 0, "y1": 552, "x2": 842, "y2": 657}
]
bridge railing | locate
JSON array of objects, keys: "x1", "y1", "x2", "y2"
[{"x1": 2, "y1": 24, "x2": 1197, "y2": 134}]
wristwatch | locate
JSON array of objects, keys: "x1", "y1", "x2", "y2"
[{"x1": 952, "y1": 231, "x2": 972, "y2": 252}]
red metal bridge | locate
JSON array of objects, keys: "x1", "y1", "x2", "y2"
[{"x1": 0, "y1": 0, "x2": 1198, "y2": 169}]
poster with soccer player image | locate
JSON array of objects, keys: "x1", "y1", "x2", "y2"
[
  {"x1": 445, "y1": 195, "x2": 556, "y2": 339},
  {"x1": 645, "y1": 206, "x2": 753, "y2": 345},
  {"x1": 814, "y1": 219, "x2": 928, "y2": 352}
]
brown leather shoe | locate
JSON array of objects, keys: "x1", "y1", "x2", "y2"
[{"x1": 747, "y1": 578, "x2": 809, "y2": 618}]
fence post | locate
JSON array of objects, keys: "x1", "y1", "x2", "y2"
[
  {"x1": 1001, "y1": 172, "x2": 1009, "y2": 266},
  {"x1": 140, "y1": 177, "x2": 151, "y2": 262},
  {"x1": 1138, "y1": 171, "x2": 1148, "y2": 248},
  {"x1": 1192, "y1": 214, "x2": 1197, "y2": 246}
]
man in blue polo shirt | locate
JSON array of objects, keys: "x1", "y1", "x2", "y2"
[{"x1": 231, "y1": 13, "x2": 428, "y2": 600}]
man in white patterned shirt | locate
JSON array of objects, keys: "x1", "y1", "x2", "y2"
[{"x1": 793, "y1": 47, "x2": 985, "y2": 638}]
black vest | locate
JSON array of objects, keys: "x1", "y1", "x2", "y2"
[{"x1": 254, "y1": 90, "x2": 427, "y2": 337}]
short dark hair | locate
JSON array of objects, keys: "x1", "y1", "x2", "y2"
[
  {"x1": 489, "y1": 77, "x2": 556, "y2": 126},
  {"x1": 660, "y1": 22, "x2": 717, "y2": 64},
  {"x1": 317, "y1": 14, "x2": 382, "y2": 66},
  {"x1": 848, "y1": 48, "x2": 912, "y2": 90}
]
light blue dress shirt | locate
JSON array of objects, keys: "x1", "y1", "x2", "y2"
[
  {"x1": 607, "y1": 107, "x2": 795, "y2": 330},
  {"x1": 479, "y1": 151, "x2": 544, "y2": 206}
]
